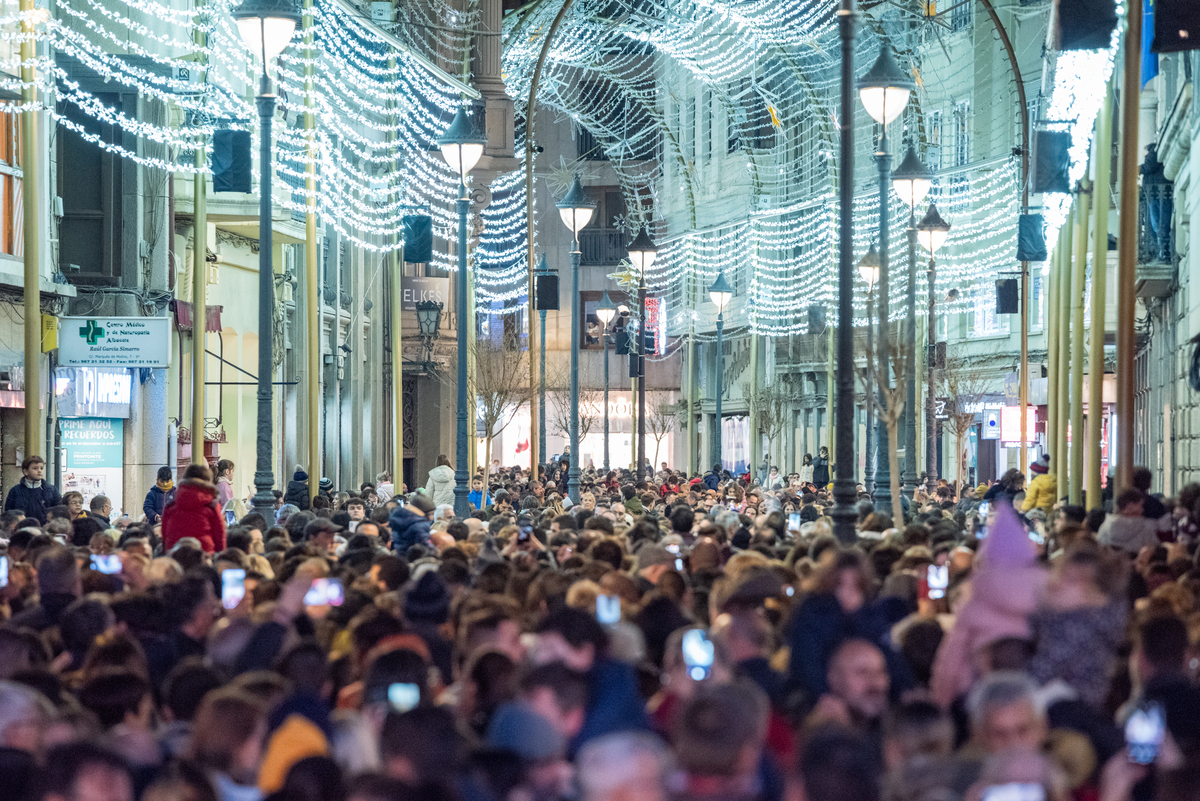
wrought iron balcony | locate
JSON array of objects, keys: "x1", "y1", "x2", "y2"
[
  {"x1": 579, "y1": 229, "x2": 626, "y2": 265},
  {"x1": 1136, "y1": 148, "x2": 1176, "y2": 298}
]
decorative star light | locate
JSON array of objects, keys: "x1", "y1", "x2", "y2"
[
  {"x1": 608, "y1": 261, "x2": 639, "y2": 289},
  {"x1": 544, "y1": 155, "x2": 600, "y2": 198}
]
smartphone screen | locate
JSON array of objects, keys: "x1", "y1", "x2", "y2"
[
  {"x1": 682, "y1": 629, "x2": 714, "y2": 681},
  {"x1": 666, "y1": 543, "x2": 680, "y2": 555},
  {"x1": 304, "y1": 577, "x2": 345, "y2": 607},
  {"x1": 978, "y1": 501, "x2": 990, "y2": 519},
  {"x1": 596, "y1": 594, "x2": 621, "y2": 626},
  {"x1": 90, "y1": 554, "x2": 121, "y2": 574},
  {"x1": 1125, "y1": 701, "x2": 1166, "y2": 765},
  {"x1": 675, "y1": 557, "x2": 684, "y2": 572},
  {"x1": 0, "y1": 555, "x2": 7, "y2": 588},
  {"x1": 517, "y1": 524, "x2": 532, "y2": 543},
  {"x1": 927, "y1": 564, "x2": 949, "y2": 600},
  {"x1": 789, "y1": 512, "x2": 801, "y2": 530},
  {"x1": 981, "y1": 785, "x2": 1045, "y2": 801},
  {"x1": 387, "y1": 682, "x2": 421, "y2": 713},
  {"x1": 221, "y1": 569, "x2": 246, "y2": 610}
]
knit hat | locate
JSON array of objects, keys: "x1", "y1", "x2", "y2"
[
  {"x1": 402, "y1": 571, "x2": 450, "y2": 625},
  {"x1": 485, "y1": 702, "x2": 566, "y2": 763},
  {"x1": 1029, "y1": 454, "x2": 1050, "y2": 475},
  {"x1": 293, "y1": 465, "x2": 308, "y2": 482},
  {"x1": 319, "y1": 476, "x2": 333, "y2": 492},
  {"x1": 978, "y1": 501, "x2": 1036, "y2": 567}
]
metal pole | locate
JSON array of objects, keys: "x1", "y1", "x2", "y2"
[
  {"x1": 304, "y1": 0, "x2": 320, "y2": 499},
  {"x1": 1115, "y1": 1, "x2": 1140, "y2": 493},
  {"x1": 539, "y1": 308, "x2": 547, "y2": 467},
  {"x1": 715, "y1": 313, "x2": 724, "y2": 470},
  {"x1": 1056, "y1": 208, "x2": 1074, "y2": 491},
  {"x1": 603, "y1": 326, "x2": 610, "y2": 471},
  {"x1": 190, "y1": 1, "x2": 208, "y2": 466},
  {"x1": 1088, "y1": 82, "x2": 1113, "y2": 508},
  {"x1": 1046, "y1": 225, "x2": 1061, "y2": 467},
  {"x1": 525, "y1": 0, "x2": 579, "y2": 473},
  {"x1": 454, "y1": 183, "x2": 471, "y2": 516},
  {"x1": 20, "y1": 0, "x2": 40, "y2": 461},
  {"x1": 904, "y1": 212, "x2": 918, "y2": 496},
  {"x1": 926, "y1": 254, "x2": 937, "y2": 484},
  {"x1": 388, "y1": 54, "x2": 403, "y2": 495},
  {"x1": 637, "y1": 276, "x2": 646, "y2": 481},
  {"x1": 831, "y1": 0, "x2": 858, "y2": 543},
  {"x1": 568, "y1": 243, "x2": 581, "y2": 503},
  {"x1": 1070, "y1": 186, "x2": 1090, "y2": 505},
  {"x1": 865, "y1": 288, "x2": 875, "y2": 494},
  {"x1": 687, "y1": 333, "x2": 696, "y2": 474},
  {"x1": 251, "y1": 75, "x2": 278, "y2": 520},
  {"x1": 872, "y1": 129, "x2": 892, "y2": 513}
]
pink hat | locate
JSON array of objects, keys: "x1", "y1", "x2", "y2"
[{"x1": 978, "y1": 502, "x2": 1036, "y2": 567}]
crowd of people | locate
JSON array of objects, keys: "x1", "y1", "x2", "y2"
[{"x1": 1, "y1": 448, "x2": 1200, "y2": 801}]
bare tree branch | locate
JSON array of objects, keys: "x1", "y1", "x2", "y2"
[
  {"x1": 743, "y1": 378, "x2": 797, "y2": 474},
  {"x1": 864, "y1": 321, "x2": 913, "y2": 525},
  {"x1": 939, "y1": 349, "x2": 993, "y2": 496},
  {"x1": 646, "y1": 393, "x2": 678, "y2": 468}
]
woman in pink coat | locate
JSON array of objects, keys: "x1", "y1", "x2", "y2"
[{"x1": 930, "y1": 503, "x2": 1047, "y2": 708}]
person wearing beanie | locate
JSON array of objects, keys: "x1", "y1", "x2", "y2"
[
  {"x1": 318, "y1": 477, "x2": 335, "y2": 499},
  {"x1": 284, "y1": 465, "x2": 311, "y2": 510},
  {"x1": 389, "y1": 494, "x2": 433, "y2": 554},
  {"x1": 1021, "y1": 454, "x2": 1057, "y2": 514},
  {"x1": 930, "y1": 503, "x2": 1048, "y2": 707}
]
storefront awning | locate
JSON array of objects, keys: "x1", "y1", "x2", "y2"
[{"x1": 172, "y1": 301, "x2": 223, "y2": 333}]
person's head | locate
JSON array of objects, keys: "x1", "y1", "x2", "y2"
[
  {"x1": 156, "y1": 466, "x2": 173, "y2": 483},
  {"x1": 1132, "y1": 466, "x2": 1153, "y2": 493},
  {"x1": 189, "y1": 689, "x2": 267, "y2": 785},
  {"x1": 216, "y1": 459, "x2": 235, "y2": 480},
  {"x1": 577, "y1": 732, "x2": 668, "y2": 801},
  {"x1": 532, "y1": 606, "x2": 607, "y2": 671},
  {"x1": 20, "y1": 455, "x2": 46, "y2": 482},
  {"x1": 379, "y1": 707, "x2": 463, "y2": 786},
  {"x1": 882, "y1": 701, "x2": 953, "y2": 770},
  {"x1": 63, "y1": 492, "x2": 84, "y2": 518},
  {"x1": 1134, "y1": 614, "x2": 1189, "y2": 684},
  {"x1": 519, "y1": 661, "x2": 590, "y2": 741},
  {"x1": 672, "y1": 680, "x2": 768, "y2": 780},
  {"x1": 1116, "y1": 488, "x2": 1145, "y2": 516},
  {"x1": 819, "y1": 446, "x2": 829, "y2": 457},
  {"x1": 346, "y1": 498, "x2": 366, "y2": 521},
  {"x1": 827, "y1": 639, "x2": 890, "y2": 725},
  {"x1": 162, "y1": 660, "x2": 225, "y2": 723},
  {"x1": 304, "y1": 519, "x2": 341, "y2": 556},
  {"x1": 798, "y1": 727, "x2": 881, "y2": 801},
  {"x1": 78, "y1": 669, "x2": 152, "y2": 731},
  {"x1": 89, "y1": 496, "x2": 112, "y2": 519},
  {"x1": 436, "y1": 454, "x2": 452, "y2": 469},
  {"x1": 39, "y1": 742, "x2": 135, "y2": 801},
  {"x1": 818, "y1": 550, "x2": 873, "y2": 614},
  {"x1": 35, "y1": 546, "x2": 81, "y2": 597},
  {"x1": 967, "y1": 671, "x2": 1046, "y2": 754},
  {"x1": 0, "y1": 680, "x2": 52, "y2": 754},
  {"x1": 161, "y1": 575, "x2": 219, "y2": 640}
]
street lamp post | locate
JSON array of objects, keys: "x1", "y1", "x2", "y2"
[
  {"x1": 917, "y1": 203, "x2": 951, "y2": 487},
  {"x1": 596, "y1": 290, "x2": 617, "y2": 472},
  {"x1": 858, "y1": 244, "x2": 879, "y2": 495},
  {"x1": 709, "y1": 271, "x2": 733, "y2": 472},
  {"x1": 857, "y1": 41, "x2": 913, "y2": 516},
  {"x1": 556, "y1": 176, "x2": 595, "y2": 504},
  {"x1": 437, "y1": 106, "x2": 485, "y2": 516},
  {"x1": 892, "y1": 146, "x2": 933, "y2": 495},
  {"x1": 232, "y1": 0, "x2": 300, "y2": 520},
  {"x1": 534, "y1": 253, "x2": 553, "y2": 469},
  {"x1": 627, "y1": 228, "x2": 658, "y2": 481}
]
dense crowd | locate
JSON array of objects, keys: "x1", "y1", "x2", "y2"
[{"x1": 2, "y1": 449, "x2": 1200, "y2": 801}]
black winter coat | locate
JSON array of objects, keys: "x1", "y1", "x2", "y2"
[
  {"x1": 4, "y1": 480, "x2": 61, "y2": 523},
  {"x1": 284, "y1": 479, "x2": 311, "y2": 510}
]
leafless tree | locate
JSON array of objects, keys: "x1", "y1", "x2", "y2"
[
  {"x1": 864, "y1": 325, "x2": 913, "y2": 525},
  {"x1": 546, "y1": 360, "x2": 602, "y2": 459},
  {"x1": 939, "y1": 350, "x2": 993, "y2": 497},
  {"x1": 744, "y1": 378, "x2": 796, "y2": 479},
  {"x1": 646, "y1": 394, "x2": 679, "y2": 468},
  {"x1": 440, "y1": 332, "x2": 531, "y2": 492}
]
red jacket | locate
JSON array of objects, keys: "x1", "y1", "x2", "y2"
[{"x1": 161, "y1": 478, "x2": 226, "y2": 553}]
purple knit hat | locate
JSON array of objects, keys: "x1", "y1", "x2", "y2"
[{"x1": 978, "y1": 501, "x2": 1036, "y2": 567}]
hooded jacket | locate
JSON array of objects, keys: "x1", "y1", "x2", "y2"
[
  {"x1": 161, "y1": 477, "x2": 227, "y2": 553},
  {"x1": 389, "y1": 505, "x2": 431, "y2": 554},
  {"x1": 284, "y1": 468, "x2": 311, "y2": 510},
  {"x1": 1021, "y1": 473, "x2": 1057, "y2": 513},
  {"x1": 930, "y1": 503, "x2": 1047, "y2": 707},
  {"x1": 424, "y1": 464, "x2": 456, "y2": 507},
  {"x1": 143, "y1": 482, "x2": 171, "y2": 523}
]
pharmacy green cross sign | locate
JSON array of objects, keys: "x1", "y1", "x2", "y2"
[{"x1": 79, "y1": 320, "x2": 105, "y2": 345}]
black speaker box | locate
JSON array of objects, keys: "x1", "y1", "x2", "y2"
[
  {"x1": 996, "y1": 279, "x2": 1020, "y2": 314},
  {"x1": 1033, "y1": 130, "x2": 1072, "y2": 194},
  {"x1": 402, "y1": 215, "x2": 433, "y2": 263},
  {"x1": 1152, "y1": 0, "x2": 1199, "y2": 53},
  {"x1": 212, "y1": 130, "x2": 251, "y2": 193},
  {"x1": 535, "y1": 274, "x2": 559, "y2": 310},
  {"x1": 1057, "y1": 0, "x2": 1118, "y2": 51}
]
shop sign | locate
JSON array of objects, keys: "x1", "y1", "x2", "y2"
[
  {"x1": 58, "y1": 317, "x2": 171, "y2": 368},
  {"x1": 401, "y1": 277, "x2": 450, "y2": 310},
  {"x1": 55, "y1": 367, "x2": 133, "y2": 418},
  {"x1": 60, "y1": 418, "x2": 124, "y2": 468}
]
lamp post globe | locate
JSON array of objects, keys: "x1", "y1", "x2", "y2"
[
  {"x1": 596, "y1": 289, "x2": 617, "y2": 472},
  {"x1": 232, "y1": 0, "x2": 299, "y2": 521},
  {"x1": 917, "y1": 202, "x2": 951, "y2": 487},
  {"x1": 556, "y1": 175, "x2": 595, "y2": 504},
  {"x1": 438, "y1": 106, "x2": 485, "y2": 517}
]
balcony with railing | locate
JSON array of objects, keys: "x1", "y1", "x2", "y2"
[
  {"x1": 579, "y1": 229, "x2": 626, "y2": 265},
  {"x1": 1136, "y1": 144, "x2": 1176, "y2": 298}
]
